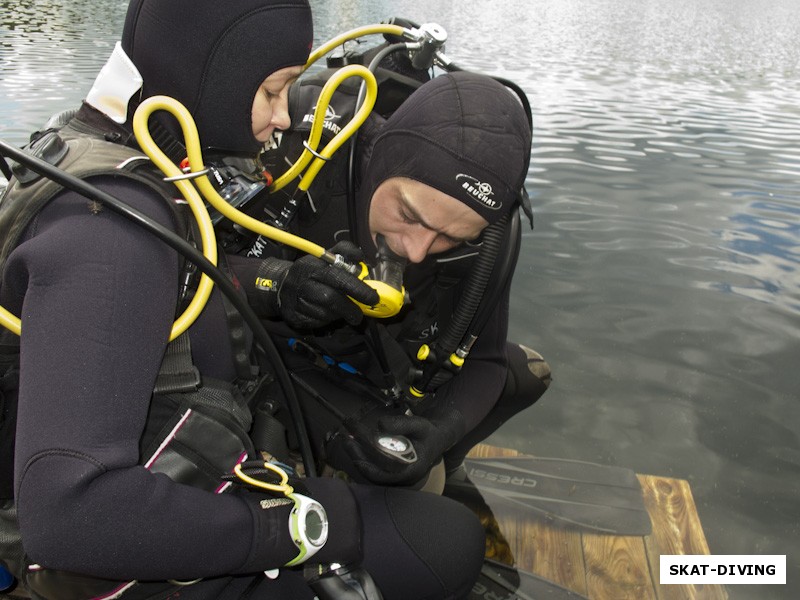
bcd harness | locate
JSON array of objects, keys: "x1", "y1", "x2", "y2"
[{"x1": 0, "y1": 114, "x2": 278, "y2": 600}]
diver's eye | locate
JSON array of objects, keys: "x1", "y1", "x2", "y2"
[{"x1": 399, "y1": 209, "x2": 418, "y2": 225}]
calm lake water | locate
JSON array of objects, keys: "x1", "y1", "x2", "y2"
[{"x1": 2, "y1": 1, "x2": 799, "y2": 598}]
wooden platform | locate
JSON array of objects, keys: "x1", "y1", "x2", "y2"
[{"x1": 467, "y1": 444, "x2": 728, "y2": 600}]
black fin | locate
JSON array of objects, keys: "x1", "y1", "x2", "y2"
[
  {"x1": 471, "y1": 558, "x2": 590, "y2": 600},
  {"x1": 445, "y1": 456, "x2": 652, "y2": 536}
]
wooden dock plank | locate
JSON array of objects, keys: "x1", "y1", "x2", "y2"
[
  {"x1": 508, "y1": 515, "x2": 588, "y2": 595},
  {"x1": 583, "y1": 533, "x2": 656, "y2": 599},
  {"x1": 639, "y1": 475, "x2": 728, "y2": 600},
  {"x1": 465, "y1": 470, "x2": 589, "y2": 592},
  {"x1": 466, "y1": 444, "x2": 728, "y2": 600}
]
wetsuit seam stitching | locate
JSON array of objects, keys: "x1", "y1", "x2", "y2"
[
  {"x1": 383, "y1": 487, "x2": 448, "y2": 596},
  {"x1": 20, "y1": 448, "x2": 109, "y2": 482}
]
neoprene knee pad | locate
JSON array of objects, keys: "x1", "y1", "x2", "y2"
[
  {"x1": 504, "y1": 343, "x2": 552, "y2": 408},
  {"x1": 352, "y1": 484, "x2": 484, "y2": 600}
]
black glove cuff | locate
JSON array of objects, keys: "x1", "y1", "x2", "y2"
[
  {"x1": 254, "y1": 257, "x2": 291, "y2": 316},
  {"x1": 425, "y1": 405, "x2": 467, "y2": 447}
]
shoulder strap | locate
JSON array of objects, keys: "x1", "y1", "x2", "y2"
[
  {"x1": 0, "y1": 132, "x2": 179, "y2": 273},
  {"x1": 153, "y1": 332, "x2": 201, "y2": 395}
]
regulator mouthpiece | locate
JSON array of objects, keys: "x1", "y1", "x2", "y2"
[
  {"x1": 351, "y1": 235, "x2": 407, "y2": 318},
  {"x1": 372, "y1": 234, "x2": 406, "y2": 293}
]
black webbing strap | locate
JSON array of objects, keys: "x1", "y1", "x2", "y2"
[{"x1": 153, "y1": 331, "x2": 200, "y2": 395}]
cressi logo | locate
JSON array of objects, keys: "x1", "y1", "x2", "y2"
[
  {"x1": 467, "y1": 466, "x2": 537, "y2": 488},
  {"x1": 456, "y1": 174, "x2": 501, "y2": 211}
]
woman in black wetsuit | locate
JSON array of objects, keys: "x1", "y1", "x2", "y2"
[{"x1": 0, "y1": 1, "x2": 485, "y2": 598}]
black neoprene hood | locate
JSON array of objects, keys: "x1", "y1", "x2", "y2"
[
  {"x1": 122, "y1": 0, "x2": 313, "y2": 154},
  {"x1": 361, "y1": 72, "x2": 532, "y2": 225}
]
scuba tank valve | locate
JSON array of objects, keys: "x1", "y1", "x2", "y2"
[{"x1": 407, "y1": 23, "x2": 448, "y2": 70}]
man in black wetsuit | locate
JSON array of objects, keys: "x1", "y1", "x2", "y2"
[
  {"x1": 0, "y1": 1, "x2": 486, "y2": 598},
  {"x1": 228, "y1": 62, "x2": 552, "y2": 490}
]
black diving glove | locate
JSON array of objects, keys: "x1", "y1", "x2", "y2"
[
  {"x1": 341, "y1": 408, "x2": 466, "y2": 486},
  {"x1": 255, "y1": 241, "x2": 379, "y2": 330}
]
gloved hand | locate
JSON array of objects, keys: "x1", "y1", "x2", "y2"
[
  {"x1": 339, "y1": 408, "x2": 466, "y2": 486},
  {"x1": 255, "y1": 241, "x2": 379, "y2": 330}
]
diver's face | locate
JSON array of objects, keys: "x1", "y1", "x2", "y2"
[
  {"x1": 369, "y1": 177, "x2": 489, "y2": 264},
  {"x1": 251, "y1": 65, "x2": 304, "y2": 142}
]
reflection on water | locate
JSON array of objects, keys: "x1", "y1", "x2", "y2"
[
  {"x1": 2, "y1": 1, "x2": 799, "y2": 598},
  {"x1": 0, "y1": 0, "x2": 127, "y2": 143}
]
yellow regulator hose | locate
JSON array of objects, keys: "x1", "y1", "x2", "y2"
[
  {"x1": 270, "y1": 64, "x2": 378, "y2": 194},
  {"x1": 192, "y1": 65, "x2": 377, "y2": 259},
  {"x1": 132, "y1": 97, "x2": 218, "y2": 340},
  {"x1": 305, "y1": 24, "x2": 407, "y2": 68},
  {"x1": 129, "y1": 68, "x2": 385, "y2": 330},
  {"x1": 0, "y1": 301, "x2": 20, "y2": 337},
  {"x1": 0, "y1": 97, "x2": 222, "y2": 339}
]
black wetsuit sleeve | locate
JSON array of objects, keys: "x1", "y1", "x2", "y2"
[{"x1": 4, "y1": 177, "x2": 360, "y2": 580}]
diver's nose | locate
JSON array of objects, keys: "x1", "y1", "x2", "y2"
[
  {"x1": 271, "y1": 104, "x2": 291, "y2": 132},
  {"x1": 404, "y1": 230, "x2": 438, "y2": 263}
]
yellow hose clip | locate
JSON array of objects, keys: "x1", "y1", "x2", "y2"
[
  {"x1": 449, "y1": 353, "x2": 465, "y2": 368},
  {"x1": 416, "y1": 345, "x2": 431, "y2": 362},
  {"x1": 233, "y1": 461, "x2": 294, "y2": 495},
  {"x1": 407, "y1": 386, "x2": 425, "y2": 399}
]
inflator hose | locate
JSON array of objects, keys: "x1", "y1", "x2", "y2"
[
  {"x1": 464, "y1": 210, "x2": 521, "y2": 340},
  {"x1": 423, "y1": 213, "x2": 520, "y2": 394},
  {"x1": 416, "y1": 213, "x2": 510, "y2": 394}
]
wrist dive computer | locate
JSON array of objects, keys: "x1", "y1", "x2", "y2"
[{"x1": 285, "y1": 493, "x2": 329, "y2": 566}]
